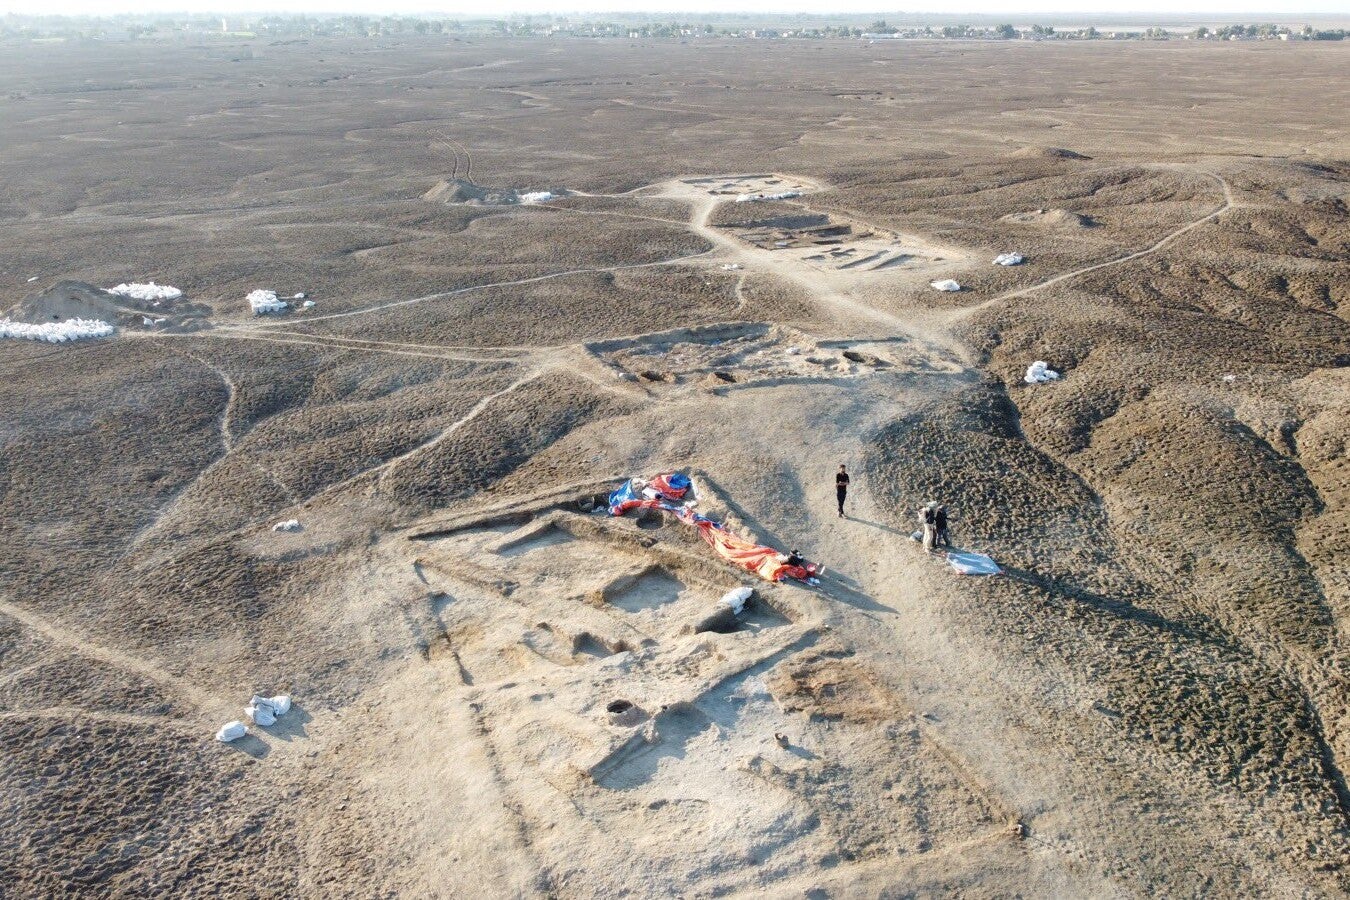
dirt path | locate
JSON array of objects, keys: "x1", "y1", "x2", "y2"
[
  {"x1": 0, "y1": 597, "x2": 221, "y2": 717},
  {"x1": 150, "y1": 341, "x2": 298, "y2": 510},
  {"x1": 239, "y1": 249, "x2": 714, "y2": 328},
  {"x1": 949, "y1": 168, "x2": 1236, "y2": 322},
  {"x1": 134, "y1": 329, "x2": 520, "y2": 365},
  {"x1": 373, "y1": 370, "x2": 542, "y2": 490}
]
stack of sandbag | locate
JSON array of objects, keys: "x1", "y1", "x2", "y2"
[
  {"x1": 0, "y1": 317, "x2": 115, "y2": 343},
  {"x1": 245, "y1": 694, "x2": 292, "y2": 727},
  {"x1": 248, "y1": 289, "x2": 288, "y2": 315},
  {"x1": 108, "y1": 282, "x2": 183, "y2": 301}
]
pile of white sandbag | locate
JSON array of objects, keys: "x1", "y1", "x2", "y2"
[
  {"x1": 993, "y1": 253, "x2": 1024, "y2": 266},
  {"x1": 215, "y1": 693, "x2": 294, "y2": 742},
  {"x1": 735, "y1": 191, "x2": 801, "y2": 203},
  {"x1": 1024, "y1": 360, "x2": 1060, "y2": 384},
  {"x1": 930, "y1": 279, "x2": 962, "y2": 292},
  {"x1": 519, "y1": 191, "x2": 555, "y2": 204},
  {"x1": 108, "y1": 282, "x2": 183, "y2": 301},
  {"x1": 248, "y1": 289, "x2": 288, "y2": 315},
  {"x1": 272, "y1": 519, "x2": 302, "y2": 533},
  {"x1": 245, "y1": 694, "x2": 292, "y2": 726},
  {"x1": 0, "y1": 317, "x2": 115, "y2": 343}
]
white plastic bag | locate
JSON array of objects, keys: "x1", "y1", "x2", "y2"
[{"x1": 1024, "y1": 361, "x2": 1060, "y2": 384}]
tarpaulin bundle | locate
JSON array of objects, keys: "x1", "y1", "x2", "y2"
[
  {"x1": 946, "y1": 551, "x2": 1003, "y2": 576},
  {"x1": 649, "y1": 472, "x2": 691, "y2": 499},
  {"x1": 607, "y1": 474, "x2": 817, "y2": 582},
  {"x1": 608, "y1": 471, "x2": 693, "y2": 516},
  {"x1": 673, "y1": 505, "x2": 816, "y2": 583},
  {"x1": 607, "y1": 479, "x2": 651, "y2": 516}
]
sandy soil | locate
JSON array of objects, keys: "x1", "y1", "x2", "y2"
[{"x1": 1, "y1": 34, "x2": 1349, "y2": 898}]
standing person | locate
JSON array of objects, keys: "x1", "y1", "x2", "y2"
[
  {"x1": 935, "y1": 505, "x2": 951, "y2": 548},
  {"x1": 835, "y1": 465, "x2": 850, "y2": 518},
  {"x1": 920, "y1": 502, "x2": 938, "y2": 553}
]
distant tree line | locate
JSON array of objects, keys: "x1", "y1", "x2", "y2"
[{"x1": 1, "y1": 13, "x2": 1341, "y2": 43}]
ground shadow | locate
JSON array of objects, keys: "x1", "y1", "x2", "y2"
[
  {"x1": 845, "y1": 515, "x2": 911, "y2": 539},
  {"x1": 225, "y1": 733, "x2": 270, "y2": 759},
  {"x1": 262, "y1": 705, "x2": 312, "y2": 742},
  {"x1": 816, "y1": 570, "x2": 896, "y2": 615}
]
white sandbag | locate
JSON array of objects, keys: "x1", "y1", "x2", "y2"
[
  {"x1": 718, "y1": 586, "x2": 754, "y2": 615},
  {"x1": 245, "y1": 704, "x2": 276, "y2": 727},
  {"x1": 216, "y1": 720, "x2": 247, "y2": 742},
  {"x1": 720, "y1": 263, "x2": 742, "y2": 270},
  {"x1": 247, "y1": 289, "x2": 288, "y2": 315},
  {"x1": 519, "y1": 191, "x2": 555, "y2": 204},
  {"x1": 1024, "y1": 360, "x2": 1060, "y2": 384},
  {"x1": 946, "y1": 551, "x2": 1003, "y2": 576},
  {"x1": 302, "y1": 300, "x2": 315, "y2": 308},
  {"x1": 272, "y1": 519, "x2": 301, "y2": 533},
  {"x1": 109, "y1": 281, "x2": 183, "y2": 301},
  {"x1": 262, "y1": 694, "x2": 291, "y2": 716},
  {"x1": 993, "y1": 253, "x2": 1024, "y2": 266},
  {"x1": 930, "y1": 279, "x2": 962, "y2": 292}
]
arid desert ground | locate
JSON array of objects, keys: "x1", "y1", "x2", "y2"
[{"x1": 2, "y1": 34, "x2": 1350, "y2": 897}]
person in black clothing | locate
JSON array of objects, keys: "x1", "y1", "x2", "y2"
[
  {"x1": 836, "y1": 465, "x2": 850, "y2": 518},
  {"x1": 935, "y1": 505, "x2": 951, "y2": 548},
  {"x1": 785, "y1": 549, "x2": 804, "y2": 567}
]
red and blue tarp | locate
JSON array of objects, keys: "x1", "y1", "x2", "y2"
[{"x1": 608, "y1": 472, "x2": 819, "y2": 583}]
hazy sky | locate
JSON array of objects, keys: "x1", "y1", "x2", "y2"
[{"x1": 5, "y1": 0, "x2": 1345, "y2": 16}]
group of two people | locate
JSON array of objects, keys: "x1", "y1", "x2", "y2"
[{"x1": 918, "y1": 501, "x2": 951, "y2": 553}]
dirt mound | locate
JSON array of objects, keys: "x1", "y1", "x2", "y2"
[
  {"x1": 1001, "y1": 208, "x2": 1099, "y2": 228},
  {"x1": 1009, "y1": 146, "x2": 1092, "y2": 160},
  {"x1": 421, "y1": 178, "x2": 563, "y2": 206},
  {"x1": 7, "y1": 280, "x2": 209, "y2": 329}
]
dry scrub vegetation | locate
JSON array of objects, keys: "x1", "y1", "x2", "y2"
[{"x1": 1, "y1": 33, "x2": 1349, "y2": 898}]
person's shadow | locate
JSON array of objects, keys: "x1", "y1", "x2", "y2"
[
  {"x1": 814, "y1": 569, "x2": 897, "y2": 615},
  {"x1": 844, "y1": 515, "x2": 911, "y2": 539}
]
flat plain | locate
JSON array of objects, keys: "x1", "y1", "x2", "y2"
[{"x1": 1, "y1": 34, "x2": 1349, "y2": 897}]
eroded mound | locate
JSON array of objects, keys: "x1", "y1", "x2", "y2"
[
  {"x1": 8, "y1": 280, "x2": 210, "y2": 330},
  {"x1": 421, "y1": 178, "x2": 564, "y2": 206},
  {"x1": 1008, "y1": 146, "x2": 1092, "y2": 160},
  {"x1": 1001, "y1": 208, "x2": 1099, "y2": 228}
]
